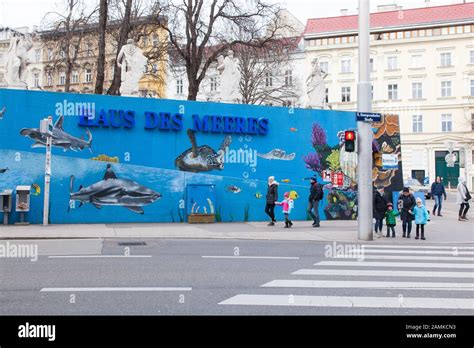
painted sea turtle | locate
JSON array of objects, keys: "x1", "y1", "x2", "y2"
[{"x1": 175, "y1": 129, "x2": 232, "y2": 173}]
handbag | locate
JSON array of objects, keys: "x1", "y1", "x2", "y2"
[{"x1": 464, "y1": 184, "x2": 472, "y2": 201}]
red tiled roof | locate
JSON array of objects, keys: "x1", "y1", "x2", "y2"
[{"x1": 304, "y1": 3, "x2": 474, "y2": 36}]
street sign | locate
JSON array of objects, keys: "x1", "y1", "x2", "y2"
[{"x1": 356, "y1": 112, "x2": 382, "y2": 122}]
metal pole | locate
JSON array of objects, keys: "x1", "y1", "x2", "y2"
[
  {"x1": 43, "y1": 130, "x2": 52, "y2": 226},
  {"x1": 357, "y1": 0, "x2": 373, "y2": 241}
]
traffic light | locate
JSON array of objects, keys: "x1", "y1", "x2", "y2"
[{"x1": 345, "y1": 130, "x2": 356, "y2": 152}]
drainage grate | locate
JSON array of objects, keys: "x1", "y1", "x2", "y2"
[{"x1": 118, "y1": 241, "x2": 147, "y2": 246}]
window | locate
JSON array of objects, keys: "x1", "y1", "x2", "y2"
[
  {"x1": 59, "y1": 72, "x2": 66, "y2": 85},
  {"x1": 370, "y1": 57, "x2": 374, "y2": 72},
  {"x1": 0, "y1": 53, "x2": 3, "y2": 65},
  {"x1": 441, "y1": 114, "x2": 452, "y2": 132},
  {"x1": 341, "y1": 59, "x2": 351, "y2": 73},
  {"x1": 470, "y1": 50, "x2": 474, "y2": 64},
  {"x1": 47, "y1": 73, "x2": 52, "y2": 86},
  {"x1": 412, "y1": 82, "x2": 422, "y2": 99},
  {"x1": 265, "y1": 72, "x2": 273, "y2": 87},
  {"x1": 152, "y1": 35, "x2": 159, "y2": 47},
  {"x1": 60, "y1": 47, "x2": 66, "y2": 59},
  {"x1": 341, "y1": 87, "x2": 351, "y2": 102},
  {"x1": 143, "y1": 35, "x2": 148, "y2": 46},
  {"x1": 371, "y1": 85, "x2": 374, "y2": 100},
  {"x1": 471, "y1": 114, "x2": 474, "y2": 131},
  {"x1": 441, "y1": 81, "x2": 452, "y2": 97},
  {"x1": 388, "y1": 84, "x2": 398, "y2": 100},
  {"x1": 387, "y1": 56, "x2": 398, "y2": 70},
  {"x1": 471, "y1": 80, "x2": 474, "y2": 96},
  {"x1": 210, "y1": 77, "x2": 217, "y2": 92},
  {"x1": 152, "y1": 64, "x2": 157, "y2": 73},
  {"x1": 72, "y1": 71, "x2": 79, "y2": 83},
  {"x1": 411, "y1": 54, "x2": 423, "y2": 68},
  {"x1": 176, "y1": 79, "x2": 183, "y2": 94},
  {"x1": 35, "y1": 49, "x2": 41, "y2": 63},
  {"x1": 284, "y1": 70, "x2": 293, "y2": 86},
  {"x1": 412, "y1": 115, "x2": 423, "y2": 133},
  {"x1": 319, "y1": 61, "x2": 329, "y2": 74},
  {"x1": 325, "y1": 88, "x2": 329, "y2": 103},
  {"x1": 440, "y1": 52, "x2": 452, "y2": 67},
  {"x1": 85, "y1": 68, "x2": 92, "y2": 82},
  {"x1": 34, "y1": 73, "x2": 39, "y2": 88},
  {"x1": 86, "y1": 43, "x2": 93, "y2": 57},
  {"x1": 48, "y1": 48, "x2": 53, "y2": 61}
]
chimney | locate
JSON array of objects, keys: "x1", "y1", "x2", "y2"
[
  {"x1": 340, "y1": 9, "x2": 348, "y2": 16},
  {"x1": 377, "y1": 4, "x2": 399, "y2": 12},
  {"x1": 425, "y1": 0, "x2": 430, "y2": 7}
]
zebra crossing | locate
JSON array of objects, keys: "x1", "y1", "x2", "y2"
[{"x1": 219, "y1": 244, "x2": 474, "y2": 310}]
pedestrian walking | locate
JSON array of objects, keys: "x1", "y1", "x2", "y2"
[
  {"x1": 398, "y1": 187, "x2": 416, "y2": 238},
  {"x1": 307, "y1": 177, "x2": 323, "y2": 227},
  {"x1": 373, "y1": 187, "x2": 387, "y2": 238},
  {"x1": 413, "y1": 197, "x2": 429, "y2": 240},
  {"x1": 431, "y1": 176, "x2": 446, "y2": 216},
  {"x1": 276, "y1": 192, "x2": 294, "y2": 228},
  {"x1": 265, "y1": 176, "x2": 279, "y2": 226},
  {"x1": 384, "y1": 202, "x2": 399, "y2": 238},
  {"x1": 456, "y1": 177, "x2": 471, "y2": 221}
]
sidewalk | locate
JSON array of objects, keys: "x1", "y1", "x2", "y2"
[{"x1": 0, "y1": 219, "x2": 472, "y2": 244}]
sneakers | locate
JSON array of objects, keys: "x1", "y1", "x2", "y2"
[
  {"x1": 267, "y1": 221, "x2": 275, "y2": 226},
  {"x1": 462, "y1": 215, "x2": 469, "y2": 220},
  {"x1": 391, "y1": 235, "x2": 396, "y2": 238},
  {"x1": 313, "y1": 223, "x2": 320, "y2": 228},
  {"x1": 415, "y1": 235, "x2": 419, "y2": 240},
  {"x1": 421, "y1": 236, "x2": 426, "y2": 240},
  {"x1": 437, "y1": 214, "x2": 443, "y2": 217}
]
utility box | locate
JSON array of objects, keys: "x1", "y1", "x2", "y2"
[
  {"x1": 15, "y1": 185, "x2": 31, "y2": 225},
  {"x1": 0, "y1": 190, "x2": 13, "y2": 225},
  {"x1": 186, "y1": 184, "x2": 216, "y2": 223}
]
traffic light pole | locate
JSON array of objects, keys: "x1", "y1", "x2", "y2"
[{"x1": 357, "y1": 0, "x2": 373, "y2": 241}]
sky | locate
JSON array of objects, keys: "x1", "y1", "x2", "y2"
[{"x1": 0, "y1": 0, "x2": 472, "y2": 30}]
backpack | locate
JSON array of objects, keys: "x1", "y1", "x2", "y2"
[{"x1": 316, "y1": 184, "x2": 324, "y2": 201}]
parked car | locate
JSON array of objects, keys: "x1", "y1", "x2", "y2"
[{"x1": 404, "y1": 178, "x2": 432, "y2": 199}]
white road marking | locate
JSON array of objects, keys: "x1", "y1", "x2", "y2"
[
  {"x1": 219, "y1": 294, "x2": 474, "y2": 309},
  {"x1": 334, "y1": 255, "x2": 473, "y2": 261},
  {"x1": 315, "y1": 261, "x2": 474, "y2": 269},
  {"x1": 261, "y1": 279, "x2": 474, "y2": 291},
  {"x1": 48, "y1": 255, "x2": 152, "y2": 258},
  {"x1": 40, "y1": 287, "x2": 192, "y2": 292},
  {"x1": 292, "y1": 269, "x2": 474, "y2": 278},
  {"x1": 202, "y1": 256, "x2": 299, "y2": 260},
  {"x1": 352, "y1": 249, "x2": 474, "y2": 255},
  {"x1": 361, "y1": 245, "x2": 474, "y2": 250}
]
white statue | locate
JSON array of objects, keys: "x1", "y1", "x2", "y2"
[
  {"x1": 306, "y1": 58, "x2": 328, "y2": 109},
  {"x1": 4, "y1": 33, "x2": 33, "y2": 89},
  {"x1": 117, "y1": 39, "x2": 148, "y2": 96},
  {"x1": 217, "y1": 50, "x2": 241, "y2": 103}
]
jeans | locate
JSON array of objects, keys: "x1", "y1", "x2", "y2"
[
  {"x1": 459, "y1": 203, "x2": 470, "y2": 217},
  {"x1": 386, "y1": 225, "x2": 395, "y2": 237},
  {"x1": 433, "y1": 195, "x2": 443, "y2": 215},
  {"x1": 402, "y1": 218, "x2": 412, "y2": 236},
  {"x1": 308, "y1": 200, "x2": 320, "y2": 224},
  {"x1": 374, "y1": 218, "x2": 383, "y2": 233},
  {"x1": 265, "y1": 203, "x2": 276, "y2": 221}
]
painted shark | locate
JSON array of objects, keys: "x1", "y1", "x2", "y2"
[
  {"x1": 175, "y1": 129, "x2": 232, "y2": 173},
  {"x1": 69, "y1": 167, "x2": 161, "y2": 214},
  {"x1": 20, "y1": 115, "x2": 92, "y2": 152},
  {"x1": 257, "y1": 149, "x2": 295, "y2": 161}
]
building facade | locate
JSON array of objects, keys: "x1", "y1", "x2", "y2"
[{"x1": 303, "y1": 2, "x2": 474, "y2": 190}]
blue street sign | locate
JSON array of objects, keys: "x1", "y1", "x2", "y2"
[{"x1": 356, "y1": 112, "x2": 382, "y2": 122}]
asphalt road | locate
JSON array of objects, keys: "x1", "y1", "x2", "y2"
[{"x1": 1, "y1": 238, "x2": 473, "y2": 315}]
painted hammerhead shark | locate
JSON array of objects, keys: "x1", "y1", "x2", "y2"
[{"x1": 20, "y1": 115, "x2": 92, "y2": 152}]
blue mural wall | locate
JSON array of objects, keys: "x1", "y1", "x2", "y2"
[{"x1": 0, "y1": 88, "x2": 401, "y2": 224}]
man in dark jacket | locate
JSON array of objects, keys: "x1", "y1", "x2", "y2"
[
  {"x1": 265, "y1": 176, "x2": 278, "y2": 226},
  {"x1": 373, "y1": 187, "x2": 387, "y2": 238},
  {"x1": 308, "y1": 177, "x2": 322, "y2": 227},
  {"x1": 398, "y1": 187, "x2": 416, "y2": 238},
  {"x1": 431, "y1": 176, "x2": 447, "y2": 216}
]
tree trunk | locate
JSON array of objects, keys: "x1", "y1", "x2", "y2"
[
  {"x1": 107, "y1": 0, "x2": 133, "y2": 95},
  {"x1": 94, "y1": 0, "x2": 108, "y2": 94}
]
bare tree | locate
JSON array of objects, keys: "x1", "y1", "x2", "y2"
[
  {"x1": 160, "y1": 0, "x2": 283, "y2": 100},
  {"x1": 94, "y1": 0, "x2": 108, "y2": 94},
  {"x1": 238, "y1": 38, "x2": 301, "y2": 106},
  {"x1": 41, "y1": 0, "x2": 97, "y2": 92}
]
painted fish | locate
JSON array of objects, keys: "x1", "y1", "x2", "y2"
[
  {"x1": 257, "y1": 149, "x2": 295, "y2": 161},
  {"x1": 32, "y1": 184, "x2": 41, "y2": 195},
  {"x1": 226, "y1": 185, "x2": 241, "y2": 193},
  {"x1": 289, "y1": 190, "x2": 298, "y2": 200},
  {"x1": 290, "y1": 127, "x2": 297, "y2": 132},
  {"x1": 20, "y1": 115, "x2": 93, "y2": 153},
  {"x1": 0, "y1": 167, "x2": 8, "y2": 174},
  {"x1": 281, "y1": 179, "x2": 290, "y2": 183},
  {"x1": 175, "y1": 129, "x2": 232, "y2": 172},
  {"x1": 0, "y1": 106, "x2": 6, "y2": 119},
  {"x1": 69, "y1": 166, "x2": 161, "y2": 214},
  {"x1": 91, "y1": 154, "x2": 119, "y2": 163},
  {"x1": 255, "y1": 192, "x2": 263, "y2": 199}
]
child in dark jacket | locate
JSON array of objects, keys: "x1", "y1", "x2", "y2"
[
  {"x1": 276, "y1": 192, "x2": 294, "y2": 228},
  {"x1": 384, "y1": 202, "x2": 400, "y2": 238}
]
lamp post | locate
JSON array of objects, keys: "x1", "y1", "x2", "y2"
[{"x1": 357, "y1": 0, "x2": 373, "y2": 241}]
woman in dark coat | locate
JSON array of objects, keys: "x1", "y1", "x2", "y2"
[
  {"x1": 265, "y1": 176, "x2": 279, "y2": 226},
  {"x1": 373, "y1": 187, "x2": 387, "y2": 237},
  {"x1": 398, "y1": 187, "x2": 416, "y2": 238}
]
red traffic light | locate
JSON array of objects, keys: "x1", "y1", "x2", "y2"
[{"x1": 345, "y1": 130, "x2": 355, "y2": 141}]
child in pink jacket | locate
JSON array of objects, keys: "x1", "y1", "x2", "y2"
[{"x1": 276, "y1": 192, "x2": 294, "y2": 228}]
